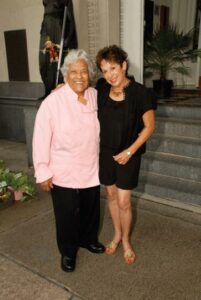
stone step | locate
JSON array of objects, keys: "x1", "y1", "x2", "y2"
[
  {"x1": 137, "y1": 171, "x2": 201, "y2": 206},
  {"x1": 141, "y1": 100, "x2": 201, "y2": 207},
  {"x1": 141, "y1": 151, "x2": 201, "y2": 182},
  {"x1": 172, "y1": 88, "x2": 201, "y2": 97},
  {"x1": 147, "y1": 134, "x2": 201, "y2": 158},
  {"x1": 133, "y1": 192, "x2": 201, "y2": 214},
  {"x1": 156, "y1": 102, "x2": 201, "y2": 120},
  {"x1": 155, "y1": 117, "x2": 201, "y2": 139}
]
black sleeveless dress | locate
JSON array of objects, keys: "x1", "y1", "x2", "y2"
[{"x1": 99, "y1": 96, "x2": 141, "y2": 190}]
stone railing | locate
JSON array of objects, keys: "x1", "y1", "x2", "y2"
[{"x1": 0, "y1": 81, "x2": 45, "y2": 166}]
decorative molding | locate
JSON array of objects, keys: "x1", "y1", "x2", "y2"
[
  {"x1": 87, "y1": 0, "x2": 99, "y2": 61},
  {"x1": 120, "y1": 0, "x2": 124, "y2": 46}
]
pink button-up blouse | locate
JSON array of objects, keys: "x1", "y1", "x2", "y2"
[{"x1": 32, "y1": 84, "x2": 100, "y2": 188}]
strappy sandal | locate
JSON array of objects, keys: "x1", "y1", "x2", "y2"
[
  {"x1": 124, "y1": 248, "x2": 136, "y2": 265},
  {"x1": 105, "y1": 241, "x2": 119, "y2": 255}
]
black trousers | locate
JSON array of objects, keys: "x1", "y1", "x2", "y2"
[{"x1": 51, "y1": 185, "x2": 100, "y2": 257}]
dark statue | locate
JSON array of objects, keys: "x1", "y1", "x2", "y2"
[{"x1": 39, "y1": 0, "x2": 77, "y2": 96}]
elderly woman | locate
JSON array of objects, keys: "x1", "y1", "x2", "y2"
[
  {"x1": 96, "y1": 45, "x2": 156, "y2": 264},
  {"x1": 33, "y1": 49, "x2": 105, "y2": 273}
]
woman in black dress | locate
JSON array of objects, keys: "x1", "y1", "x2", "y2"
[{"x1": 96, "y1": 45, "x2": 156, "y2": 264}]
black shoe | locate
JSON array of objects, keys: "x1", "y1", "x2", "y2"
[
  {"x1": 80, "y1": 242, "x2": 105, "y2": 254},
  {"x1": 61, "y1": 255, "x2": 76, "y2": 272}
]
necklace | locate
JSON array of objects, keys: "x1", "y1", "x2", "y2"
[
  {"x1": 110, "y1": 79, "x2": 130, "y2": 97},
  {"x1": 110, "y1": 89, "x2": 123, "y2": 97}
]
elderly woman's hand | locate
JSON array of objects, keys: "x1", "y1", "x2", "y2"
[{"x1": 39, "y1": 178, "x2": 53, "y2": 192}]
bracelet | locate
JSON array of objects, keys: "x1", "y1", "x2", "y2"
[{"x1": 126, "y1": 150, "x2": 131, "y2": 157}]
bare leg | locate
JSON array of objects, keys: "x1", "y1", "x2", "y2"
[
  {"x1": 105, "y1": 185, "x2": 135, "y2": 262},
  {"x1": 117, "y1": 188, "x2": 132, "y2": 249},
  {"x1": 117, "y1": 188, "x2": 135, "y2": 264},
  {"x1": 105, "y1": 185, "x2": 122, "y2": 244}
]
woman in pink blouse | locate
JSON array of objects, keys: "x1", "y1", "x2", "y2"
[{"x1": 33, "y1": 49, "x2": 105, "y2": 272}]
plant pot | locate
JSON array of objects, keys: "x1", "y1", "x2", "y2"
[
  {"x1": 14, "y1": 191, "x2": 23, "y2": 201},
  {"x1": 153, "y1": 79, "x2": 173, "y2": 98}
]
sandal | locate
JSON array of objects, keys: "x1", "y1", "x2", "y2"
[
  {"x1": 105, "y1": 241, "x2": 119, "y2": 255},
  {"x1": 124, "y1": 248, "x2": 136, "y2": 265}
]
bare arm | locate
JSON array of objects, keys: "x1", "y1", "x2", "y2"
[{"x1": 113, "y1": 110, "x2": 155, "y2": 165}]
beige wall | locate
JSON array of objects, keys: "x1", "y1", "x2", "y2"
[
  {"x1": 0, "y1": 0, "x2": 199, "y2": 86},
  {"x1": 0, "y1": 0, "x2": 43, "y2": 82},
  {"x1": 0, "y1": 0, "x2": 87, "y2": 82},
  {"x1": 0, "y1": 0, "x2": 120, "y2": 82}
]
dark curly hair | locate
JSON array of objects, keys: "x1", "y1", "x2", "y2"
[{"x1": 96, "y1": 45, "x2": 129, "y2": 72}]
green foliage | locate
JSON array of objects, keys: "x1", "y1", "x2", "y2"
[
  {"x1": 0, "y1": 161, "x2": 12, "y2": 202},
  {"x1": 10, "y1": 172, "x2": 36, "y2": 194},
  {"x1": 0, "y1": 180, "x2": 7, "y2": 193},
  {"x1": 144, "y1": 25, "x2": 201, "y2": 80},
  {"x1": 0, "y1": 160, "x2": 37, "y2": 201},
  {"x1": 0, "y1": 160, "x2": 5, "y2": 170}
]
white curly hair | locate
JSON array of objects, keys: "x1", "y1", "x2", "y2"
[{"x1": 61, "y1": 49, "x2": 96, "y2": 82}]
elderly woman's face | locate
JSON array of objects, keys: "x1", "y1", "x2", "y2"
[{"x1": 66, "y1": 59, "x2": 89, "y2": 96}]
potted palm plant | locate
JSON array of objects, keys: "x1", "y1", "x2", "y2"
[{"x1": 144, "y1": 24, "x2": 201, "y2": 98}]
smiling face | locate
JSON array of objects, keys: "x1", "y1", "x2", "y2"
[
  {"x1": 66, "y1": 59, "x2": 89, "y2": 96},
  {"x1": 100, "y1": 59, "x2": 127, "y2": 88}
]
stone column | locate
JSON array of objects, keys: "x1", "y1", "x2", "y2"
[
  {"x1": 87, "y1": 0, "x2": 99, "y2": 61},
  {"x1": 73, "y1": 0, "x2": 120, "y2": 62},
  {"x1": 98, "y1": 0, "x2": 120, "y2": 48},
  {"x1": 120, "y1": 0, "x2": 144, "y2": 83},
  {"x1": 73, "y1": 0, "x2": 89, "y2": 51},
  {"x1": 196, "y1": 16, "x2": 201, "y2": 87}
]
